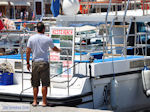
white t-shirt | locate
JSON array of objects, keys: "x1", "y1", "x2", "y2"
[{"x1": 27, "y1": 33, "x2": 54, "y2": 62}]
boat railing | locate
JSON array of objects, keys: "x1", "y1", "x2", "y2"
[
  {"x1": 0, "y1": 29, "x2": 75, "y2": 96},
  {"x1": 65, "y1": 0, "x2": 150, "y2": 59},
  {"x1": 102, "y1": 0, "x2": 142, "y2": 58},
  {"x1": 0, "y1": 30, "x2": 25, "y2": 34},
  {"x1": 78, "y1": 0, "x2": 150, "y2": 16},
  {"x1": 0, "y1": 30, "x2": 33, "y2": 93},
  {"x1": 0, "y1": 30, "x2": 36, "y2": 34},
  {"x1": 48, "y1": 0, "x2": 150, "y2": 98},
  {"x1": 0, "y1": 30, "x2": 36, "y2": 50},
  {"x1": 123, "y1": 0, "x2": 130, "y2": 56}
]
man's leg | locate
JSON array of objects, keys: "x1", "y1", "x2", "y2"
[
  {"x1": 40, "y1": 62, "x2": 50, "y2": 106},
  {"x1": 33, "y1": 87, "x2": 39, "y2": 105},
  {"x1": 42, "y1": 86, "x2": 47, "y2": 105},
  {"x1": 31, "y1": 62, "x2": 40, "y2": 106}
]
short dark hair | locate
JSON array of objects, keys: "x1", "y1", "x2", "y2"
[{"x1": 37, "y1": 22, "x2": 45, "y2": 33}]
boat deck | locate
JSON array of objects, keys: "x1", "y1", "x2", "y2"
[{"x1": 0, "y1": 54, "x2": 149, "y2": 110}]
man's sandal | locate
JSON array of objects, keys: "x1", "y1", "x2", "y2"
[{"x1": 32, "y1": 103, "x2": 37, "y2": 107}]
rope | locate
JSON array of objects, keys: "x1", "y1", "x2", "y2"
[{"x1": 0, "y1": 62, "x2": 14, "y2": 73}]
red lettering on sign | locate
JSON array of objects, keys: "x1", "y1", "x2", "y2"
[
  {"x1": 52, "y1": 29, "x2": 73, "y2": 35},
  {"x1": 50, "y1": 55, "x2": 60, "y2": 61},
  {"x1": 63, "y1": 61, "x2": 72, "y2": 66}
]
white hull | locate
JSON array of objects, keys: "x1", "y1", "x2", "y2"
[{"x1": 0, "y1": 55, "x2": 149, "y2": 112}]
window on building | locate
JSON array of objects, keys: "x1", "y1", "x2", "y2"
[
  {"x1": 0, "y1": 6, "x2": 6, "y2": 16},
  {"x1": 36, "y1": 2, "x2": 41, "y2": 15},
  {"x1": 45, "y1": 4, "x2": 52, "y2": 14}
]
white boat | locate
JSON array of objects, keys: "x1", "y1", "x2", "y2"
[{"x1": 1, "y1": 1, "x2": 150, "y2": 112}]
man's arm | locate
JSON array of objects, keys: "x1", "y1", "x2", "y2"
[
  {"x1": 52, "y1": 46, "x2": 61, "y2": 53},
  {"x1": 26, "y1": 47, "x2": 31, "y2": 71}
]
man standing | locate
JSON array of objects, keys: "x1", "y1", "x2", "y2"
[
  {"x1": 20, "y1": 11, "x2": 23, "y2": 20},
  {"x1": 26, "y1": 22, "x2": 61, "y2": 106}
]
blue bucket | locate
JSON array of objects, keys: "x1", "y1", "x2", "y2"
[
  {"x1": 0, "y1": 72, "x2": 13, "y2": 85},
  {"x1": 0, "y1": 72, "x2": 3, "y2": 85}
]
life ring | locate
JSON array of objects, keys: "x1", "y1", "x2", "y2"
[
  {"x1": 141, "y1": 0, "x2": 150, "y2": 10},
  {"x1": 79, "y1": 0, "x2": 91, "y2": 14}
]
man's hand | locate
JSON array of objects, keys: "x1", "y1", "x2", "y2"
[
  {"x1": 52, "y1": 46, "x2": 61, "y2": 53},
  {"x1": 27, "y1": 64, "x2": 30, "y2": 71}
]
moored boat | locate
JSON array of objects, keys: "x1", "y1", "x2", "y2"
[{"x1": 1, "y1": 1, "x2": 150, "y2": 112}]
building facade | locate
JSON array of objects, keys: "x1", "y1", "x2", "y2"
[
  {"x1": 34, "y1": 0, "x2": 52, "y2": 19},
  {"x1": 0, "y1": 0, "x2": 53, "y2": 20}
]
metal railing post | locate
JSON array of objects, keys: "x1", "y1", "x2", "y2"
[
  {"x1": 104, "y1": 0, "x2": 112, "y2": 59},
  {"x1": 67, "y1": 49, "x2": 70, "y2": 96},
  {"x1": 123, "y1": 0, "x2": 130, "y2": 57}
]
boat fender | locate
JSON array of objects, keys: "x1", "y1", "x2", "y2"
[
  {"x1": 146, "y1": 90, "x2": 150, "y2": 96},
  {"x1": 110, "y1": 78, "x2": 118, "y2": 110},
  {"x1": 141, "y1": 66, "x2": 150, "y2": 97}
]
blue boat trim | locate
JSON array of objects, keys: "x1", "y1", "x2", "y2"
[
  {"x1": 0, "y1": 54, "x2": 144, "y2": 63},
  {"x1": 75, "y1": 55, "x2": 144, "y2": 63}
]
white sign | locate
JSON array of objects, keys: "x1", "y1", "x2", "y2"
[{"x1": 50, "y1": 27, "x2": 75, "y2": 77}]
